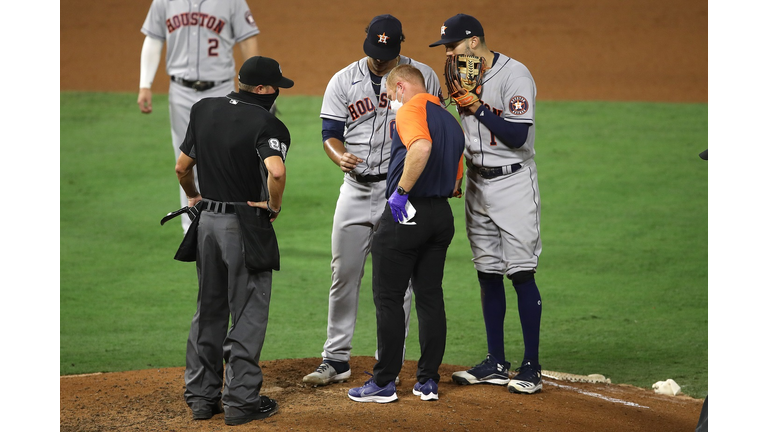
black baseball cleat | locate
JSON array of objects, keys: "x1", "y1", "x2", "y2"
[
  {"x1": 451, "y1": 354, "x2": 511, "y2": 386},
  {"x1": 191, "y1": 400, "x2": 223, "y2": 420},
  {"x1": 224, "y1": 395, "x2": 279, "y2": 426},
  {"x1": 507, "y1": 360, "x2": 543, "y2": 394}
]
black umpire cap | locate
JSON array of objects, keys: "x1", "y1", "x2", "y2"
[
  {"x1": 429, "y1": 14, "x2": 484, "y2": 47},
  {"x1": 238, "y1": 56, "x2": 294, "y2": 88},
  {"x1": 363, "y1": 14, "x2": 403, "y2": 61}
]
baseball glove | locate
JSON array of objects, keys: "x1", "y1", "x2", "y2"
[{"x1": 444, "y1": 54, "x2": 487, "y2": 107}]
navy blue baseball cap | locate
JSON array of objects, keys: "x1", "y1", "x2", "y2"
[
  {"x1": 429, "y1": 14, "x2": 484, "y2": 47},
  {"x1": 363, "y1": 14, "x2": 403, "y2": 61},
  {"x1": 238, "y1": 56, "x2": 294, "y2": 88}
]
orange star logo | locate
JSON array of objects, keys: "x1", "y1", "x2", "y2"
[
  {"x1": 378, "y1": 33, "x2": 390, "y2": 44},
  {"x1": 441, "y1": 25, "x2": 447, "y2": 35}
]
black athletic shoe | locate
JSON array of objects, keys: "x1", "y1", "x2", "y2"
[
  {"x1": 451, "y1": 354, "x2": 511, "y2": 386},
  {"x1": 191, "y1": 400, "x2": 223, "y2": 420},
  {"x1": 507, "y1": 360, "x2": 543, "y2": 394},
  {"x1": 224, "y1": 396, "x2": 279, "y2": 426}
]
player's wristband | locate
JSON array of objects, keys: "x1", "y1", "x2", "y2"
[{"x1": 267, "y1": 202, "x2": 281, "y2": 215}]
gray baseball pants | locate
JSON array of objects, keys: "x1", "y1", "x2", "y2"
[
  {"x1": 184, "y1": 211, "x2": 272, "y2": 418},
  {"x1": 322, "y1": 175, "x2": 413, "y2": 363}
]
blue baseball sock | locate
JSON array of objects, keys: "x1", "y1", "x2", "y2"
[
  {"x1": 511, "y1": 275, "x2": 542, "y2": 366},
  {"x1": 478, "y1": 272, "x2": 506, "y2": 364},
  {"x1": 324, "y1": 359, "x2": 350, "y2": 373}
]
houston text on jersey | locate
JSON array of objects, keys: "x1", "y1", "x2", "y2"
[
  {"x1": 166, "y1": 13, "x2": 226, "y2": 34},
  {"x1": 347, "y1": 93, "x2": 390, "y2": 121}
]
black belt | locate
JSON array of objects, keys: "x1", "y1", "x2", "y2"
[
  {"x1": 171, "y1": 76, "x2": 229, "y2": 92},
  {"x1": 202, "y1": 200, "x2": 237, "y2": 214},
  {"x1": 201, "y1": 200, "x2": 270, "y2": 217},
  {"x1": 468, "y1": 161, "x2": 522, "y2": 179},
  {"x1": 349, "y1": 173, "x2": 387, "y2": 183}
]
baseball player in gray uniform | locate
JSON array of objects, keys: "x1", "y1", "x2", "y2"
[
  {"x1": 137, "y1": 0, "x2": 260, "y2": 232},
  {"x1": 430, "y1": 14, "x2": 544, "y2": 394},
  {"x1": 303, "y1": 14, "x2": 444, "y2": 386}
]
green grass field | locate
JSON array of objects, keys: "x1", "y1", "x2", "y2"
[{"x1": 60, "y1": 92, "x2": 707, "y2": 398}]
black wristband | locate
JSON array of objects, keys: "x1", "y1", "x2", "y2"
[{"x1": 267, "y1": 202, "x2": 281, "y2": 214}]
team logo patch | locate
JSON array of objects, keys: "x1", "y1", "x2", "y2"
[
  {"x1": 440, "y1": 25, "x2": 447, "y2": 35},
  {"x1": 245, "y1": 11, "x2": 256, "y2": 26},
  {"x1": 509, "y1": 96, "x2": 529, "y2": 115},
  {"x1": 378, "y1": 33, "x2": 390, "y2": 44}
]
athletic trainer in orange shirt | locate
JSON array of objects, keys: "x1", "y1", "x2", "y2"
[{"x1": 348, "y1": 64, "x2": 465, "y2": 403}]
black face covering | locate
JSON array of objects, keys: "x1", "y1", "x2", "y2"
[{"x1": 251, "y1": 89, "x2": 279, "y2": 110}]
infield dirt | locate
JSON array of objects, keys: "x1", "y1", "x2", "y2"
[{"x1": 60, "y1": 0, "x2": 707, "y2": 430}]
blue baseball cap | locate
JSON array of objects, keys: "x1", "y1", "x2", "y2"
[
  {"x1": 363, "y1": 14, "x2": 403, "y2": 61},
  {"x1": 429, "y1": 14, "x2": 484, "y2": 47}
]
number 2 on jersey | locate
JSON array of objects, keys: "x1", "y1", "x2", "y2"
[{"x1": 208, "y1": 38, "x2": 219, "y2": 57}]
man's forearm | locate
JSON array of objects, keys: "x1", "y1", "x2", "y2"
[
  {"x1": 323, "y1": 137, "x2": 346, "y2": 167},
  {"x1": 398, "y1": 139, "x2": 432, "y2": 192},
  {"x1": 238, "y1": 35, "x2": 259, "y2": 60},
  {"x1": 267, "y1": 174, "x2": 285, "y2": 210},
  {"x1": 175, "y1": 152, "x2": 199, "y2": 198},
  {"x1": 177, "y1": 170, "x2": 198, "y2": 198},
  {"x1": 264, "y1": 156, "x2": 286, "y2": 211}
]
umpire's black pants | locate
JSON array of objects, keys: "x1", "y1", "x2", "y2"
[{"x1": 371, "y1": 197, "x2": 454, "y2": 386}]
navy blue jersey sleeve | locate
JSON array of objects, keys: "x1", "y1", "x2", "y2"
[
  {"x1": 474, "y1": 104, "x2": 529, "y2": 149},
  {"x1": 321, "y1": 118, "x2": 345, "y2": 143}
]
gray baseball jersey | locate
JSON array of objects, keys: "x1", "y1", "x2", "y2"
[
  {"x1": 141, "y1": 0, "x2": 259, "y2": 81},
  {"x1": 320, "y1": 56, "x2": 443, "y2": 176},
  {"x1": 462, "y1": 52, "x2": 542, "y2": 275},
  {"x1": 141, "y1": 0, "x2": 259, "y2": 232},
  {"x1": 462, "y1": 52, "x2": 536, "y2": 167},
  {"x1": 316, "y1": 56, "x2": 442, "y2": 364}
]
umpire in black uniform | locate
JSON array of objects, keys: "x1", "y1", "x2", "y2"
[
  {"x1": 348, "y1": 64, "x2": 465, "y2": 402},
  {"x1": 174, "y1": 56, "x2": 293, "y2": 425}
]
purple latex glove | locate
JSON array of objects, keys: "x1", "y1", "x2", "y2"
[{"x1": 388, "y1": 190, "x2": 409, "y2": 222}]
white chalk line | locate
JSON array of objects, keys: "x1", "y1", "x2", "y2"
[
  {"x1": 544, "y1": 380, "x2": 650, "y2": 409},
  {"x1": 61, "y1": 372, "x2": 103, "y2": 378}
]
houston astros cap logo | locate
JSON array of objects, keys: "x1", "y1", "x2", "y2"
[
  {"x1": 440, "y1": 25, "x2": 447, "y2": 35},
  {"x1": 364, "y1": 14, "x2": 402, "y2": 61}
]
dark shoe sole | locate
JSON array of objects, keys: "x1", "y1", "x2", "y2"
[
  {"x1": 191, "y1": 402, "x2": 224, "y2": 420},
  {"x1": 225, "y1": 405, "x2": 279, "y2": 425}
]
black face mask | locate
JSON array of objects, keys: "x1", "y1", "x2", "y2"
[{"x1": 251, "y1": 89, "x2": 279, "y2": 110}]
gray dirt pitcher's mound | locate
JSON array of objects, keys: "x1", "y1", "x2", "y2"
[{"x1": 60, "y1": 357, "x2": 703, "y2": 431}]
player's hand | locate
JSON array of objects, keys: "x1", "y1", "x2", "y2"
[
  {"x1": 452, "y1": 177, "x2": 463, "y2": 198},
  {"x1": 388, "y1": 191, "x2": 409, "y2": 222},
  {"x1": 138, "y1": 88, "x2": 153, "y2": 114},
  {"x1": 187, "y1": 193, "x2": 202, "y2": 208},
  {"x1": 248, "y1": 200, "x2": 281, "y2": 222},
  {"x1": 451, "y1": 80, "x2": 481, "y2": 114},
  {"x1": 339, "y1": 152, "x2": 363, "y2": 173}
]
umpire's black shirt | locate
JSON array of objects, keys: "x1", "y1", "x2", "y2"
[{"x1": 180, "y1": 91, "x2": 290, "y2": 202}]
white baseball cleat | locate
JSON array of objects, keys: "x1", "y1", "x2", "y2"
[{"x1": 303, "y1": 362, "x2": 351, "y2": 386}]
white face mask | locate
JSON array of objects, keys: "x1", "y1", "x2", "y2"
[{"x1": 388, "y1": 86, "x2": 404, "y2": 113}]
